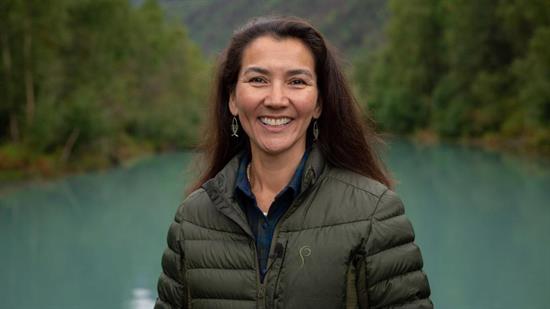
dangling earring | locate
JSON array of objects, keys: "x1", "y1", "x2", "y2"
[
  {"x1": 231, "y1": 116, "x2": 239, "y2": 137},
  {"x1": 313, "y1": 119, "x2": 319, "y2": 141}
]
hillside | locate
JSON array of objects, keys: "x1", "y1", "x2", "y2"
[{"x1": 158, "y1": 0, "x2": 388, "y2": 56}]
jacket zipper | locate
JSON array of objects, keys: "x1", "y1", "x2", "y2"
[
  {"x1": 261, "y1": 171, "x2": 319, "y2": 309},
  {"x1": 252, "y1": 240, "x2": 265, "y2": 309}
]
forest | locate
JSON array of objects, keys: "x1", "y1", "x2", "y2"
[
  {"x1": 1, "y1": 0, "x2": 548, "y2": 180},
  {"x1": 355, "y1": 0, "x2": 550, "y2": 153},
  {"x1": 0, "y1": 0, "x2": 208, "y2": 178}
]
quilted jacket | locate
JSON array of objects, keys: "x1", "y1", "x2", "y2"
[{"x1": 155, "y1": 146, "x2": 433, "y2": 308}]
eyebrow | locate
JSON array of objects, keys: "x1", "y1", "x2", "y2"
[
  {"x1": 243, "y1": 66, "x2": 269, "y2": 75},
  {"x1": 242, "y1": 66, "x2": 315, "y2": 79},
  {"x1": 287, "y1": 69, "x2": 314, "y2": 79}
]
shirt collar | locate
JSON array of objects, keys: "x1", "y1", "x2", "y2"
[{"x1": 235, "y1": 148, "x2": 310, "y2": 199}]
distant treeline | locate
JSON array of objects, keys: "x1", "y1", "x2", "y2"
[
  {"x1": 355, "y1": 0, "x2": 550, "y2": 152},
  {"x1": 0, "y1": 0, "x2": 207, "y2": 177},
  {"x1": 1, "y1": 0, "x2": 549, "y2": 179}
]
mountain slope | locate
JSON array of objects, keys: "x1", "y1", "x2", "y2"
[{"x1": 159, "y1": 0, "x2": 387, "y2": 56}]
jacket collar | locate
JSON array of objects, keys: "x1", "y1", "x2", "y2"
[{"x1": 202, "y1": 144, "x2": 326, "y2": 237}]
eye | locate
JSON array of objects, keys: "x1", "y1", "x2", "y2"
[
  {"x1": 248, "y1": 77, "x2": 267, "y2": 84},
  {"x1": 289, "y1": 79, "x2": 307, "y2": 86}
]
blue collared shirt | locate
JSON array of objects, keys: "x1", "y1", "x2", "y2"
[{"x1": 235, "y1": 149, "x2": 309, "y2": 282}]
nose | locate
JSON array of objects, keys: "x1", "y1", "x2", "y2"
[{"x1": 264, "y1": 81, "x2": 289, "y2": 108}]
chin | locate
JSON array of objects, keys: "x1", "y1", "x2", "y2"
[
  {"x1": 256, "y1": 138, "x2": 303, "y2": 156},
  {"x1": 258, "y1": 145, "x2": 289, "y2": 155}
]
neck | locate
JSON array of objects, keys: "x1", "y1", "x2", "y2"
[{"x1": 248, "y1": 144, "x2": 305, "y2": 197}]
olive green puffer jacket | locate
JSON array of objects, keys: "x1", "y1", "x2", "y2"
[{"x1": 155, "y1": 146, "x2": 433, "y2": 309}]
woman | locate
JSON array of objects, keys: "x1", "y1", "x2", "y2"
[{"x1": 155, "y1": 16, "x2": 432, "y2": 309}]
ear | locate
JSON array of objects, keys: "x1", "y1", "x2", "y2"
[
  {"x1": 228, "y1": 92, "x2": 238, "y2": 116},
  {"x1": 313, "y1": 99, "x2": 322, "y2": 118}
]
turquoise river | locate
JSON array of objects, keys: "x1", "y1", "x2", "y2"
[{"x1": 1, "y1": 140, "x2": 549, "y2": 308}]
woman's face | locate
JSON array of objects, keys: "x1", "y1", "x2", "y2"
[{"x1": 229, "y1": 35, "x2": 321, "y2": 158}]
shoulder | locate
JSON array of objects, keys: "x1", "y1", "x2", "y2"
[
  {"x1": 173, "y1": 187, "x2": 214, "y2": 223},
  {"x1": 323, "y1": 167, "x2": 389, "y2": 199},
  {"x1": 173, "y1": 184, "x2": 246, "y2": 236},
  {"x1": 321, "y1": 166, "x2": 405, "y2": 218}
]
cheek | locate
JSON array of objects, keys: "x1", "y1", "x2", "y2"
[
  {"x1": 235, "y1": 90, "x2": 261, "y2": 114},
  {"x1": 295, "y1": 91, "x2": 319, "y2": 116}
]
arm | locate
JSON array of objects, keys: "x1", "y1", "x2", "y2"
[
  {"x1": 155, "y1": 208, "x2": 187, "y2": 309},
  {"x1": 364, "y1": 189, "x2": 433, "y2": 308}
]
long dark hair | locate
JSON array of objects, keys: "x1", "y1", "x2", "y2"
[{"x1": 190, "y1": 16, "x2": 391, "y2": 191}]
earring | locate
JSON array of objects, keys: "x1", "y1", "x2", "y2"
[
  {"x1": 313, "y1": 119, "x2": 319, "y2": 141},
  {"x1": 231, "y1": 116, "x2": 239, "y2": 137}
]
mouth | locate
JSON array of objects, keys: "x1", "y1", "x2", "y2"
[{"x1": 259, "y1": 117, "x2": 292, "y2": 126}]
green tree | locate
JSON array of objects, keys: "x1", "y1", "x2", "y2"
[
  {"x1": 355, "y1": 0, "x2": 549, "y2": 153},
  {"x1": 357, "y1": 0, "x2": 442, "y2": 133},
  {"x1": 0, "y1": 0, "x2": 209, "y2": 176}
]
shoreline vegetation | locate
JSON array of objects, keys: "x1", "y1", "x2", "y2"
[
  {"x1": 410, "y1": 130, "x2": 550, "y2": 156},
  {"x1": 1, "y1": 0, "x2": 208, "y2": 183},
  {"x1": 0, "y1": 136, "x2": 156, "y2": 182},
  {"x1": 352, "y1": 0, "x2": 550, "y2": 157},
  {"x1": 1, "y1": 133, "x2": 547, "y2": 185},
  {"x1": 1, "y1": 0, "x2": 548, "y2": 184}
]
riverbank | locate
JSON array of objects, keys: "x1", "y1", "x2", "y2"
[
  {"x1": 0, "y1": 138, "x2": 162, "y2": 184},
  {"x1": 410, "y1": 129, "x2": 550, "y2": 158},
  {"x1": 1, "y1": 131, "x2": 549, "y2": 185}
]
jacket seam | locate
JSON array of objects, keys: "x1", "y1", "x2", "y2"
[
  {"x1": 281, "y1": 217, "x2": 371, "y2": 233},
  {"x1": 160, "y1": 271, "x2": 184, "y2": 288},
  {"x1": 363, "y1": 188, "x2": 389, "y2": 296},
  {"x1": 185, "y1": 238, "x2": 249, "y2": 242},
  {"x1": 374, "y1": 297, "x2": 431, "y2": 309},
  {"x1": 374, "y1": 211, "x2": 406, "y2": 224},
  {"x1": 180, "y1": 217, "x2": 247, "y2": 237},
  {"x1": 367, "y1": 188, "x2": 389, "y2": 238},
  {"x1": 187, "y1": 267, "x2": 253, "y2": 270},
  {"x1": 192, "y1": 297, "x2": 256, "y2": 302},
  {"x1": 367, "y1": 240, "x2": 416, "y2": 259},
  {"x1": 325, "y1": 174, "x2": 385, "y2": 198},
  {"x1": 369, "y1": 269, "x2": 424, "y2": 289}
]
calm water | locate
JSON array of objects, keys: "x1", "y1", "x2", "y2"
[{"x1": 1, "y1": 141, "x2": 549, "y2": 309}]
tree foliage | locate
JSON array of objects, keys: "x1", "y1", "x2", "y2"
[
  {"x1": 355, "y1": 0, "x2": 550, "y2": 152},
  {"x1": 0, "y1": 0, "x2": 208, "y2": 174}
]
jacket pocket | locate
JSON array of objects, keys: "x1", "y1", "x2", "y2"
[
  {"x1": 346, "y1": 251, "x2": 368, "y2": 309},
  {"x1": 345, "y1": 257, "x2": 358, "y2": 309}
]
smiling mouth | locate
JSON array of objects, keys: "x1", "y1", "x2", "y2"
[{"x1": 259, "y1": 117, "x2": 292, "y2": 126}]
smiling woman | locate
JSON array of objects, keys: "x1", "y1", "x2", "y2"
[
  {"x1": 228, "y1": 36, "x2": 321, "y2": 212},
  {"x1": 154, "y1": 16, "x2": 432, "y2": 309}
]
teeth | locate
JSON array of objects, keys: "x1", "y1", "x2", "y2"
[{"x1": 260, "y1": 117, "x2": 291, "y2": 126}]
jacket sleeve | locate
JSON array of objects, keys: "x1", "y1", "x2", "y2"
[
  {"x1": 155, "y1": 206, "x2": 187, "y2": 309},
  {"x1": 364, "y1": 189, "x2": 433, "y2": 309}
]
